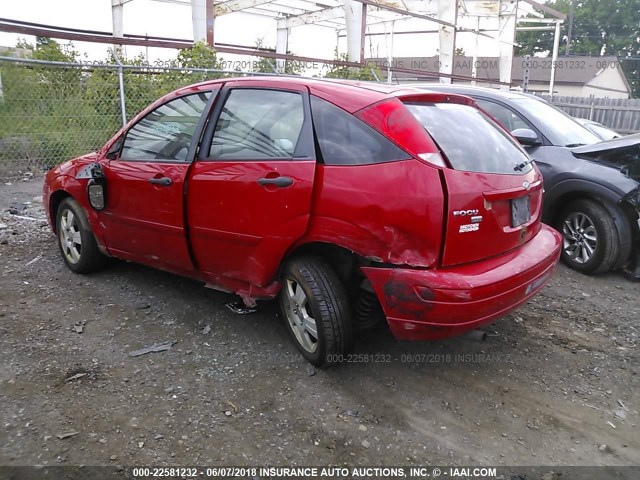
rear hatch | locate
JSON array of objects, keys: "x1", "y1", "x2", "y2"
[{"x1": 402, "y1": 94, "x2": 543, "y2": 267}]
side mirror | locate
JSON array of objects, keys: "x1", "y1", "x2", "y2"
[
  {"x1": 511, "y1": 128, "x2": 541, "y2": 146},
  {"x1": 88, "y1": 178, "x2": 106, "y2": 211},
  {"x1": 76, "y1": 163, "x2": 107, "y2": 211}
]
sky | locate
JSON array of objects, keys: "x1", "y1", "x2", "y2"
[{"x1": 0, "y1": 0, "x2": 519, "y2": 73}]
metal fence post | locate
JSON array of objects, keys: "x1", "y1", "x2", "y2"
[
  {"x1": 589, "y1": 95, "x2": 595, "y2": 121},
  {"x1": 113, "y1": 51, "x2": 127, "y2": 128},
  {"x1": 523, "y1": 55, "x2": 531, "y2": 93}
]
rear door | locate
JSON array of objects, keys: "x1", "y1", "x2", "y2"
[
  {"x1": 405, "y1": 100, "x2": 543, "y2": 266},
  {"x1": 187, "y1": 81, "x2": 316, "y2": 286},
  {"x1": 102, "y1": 88, "x2": 217, "y2": 273}
]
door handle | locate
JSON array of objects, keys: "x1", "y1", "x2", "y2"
[
  {"x1": 257, "y1": 176, "x2": 293, "y2": 188},
  {"x1": 148, "y1": 177, "x2": 172, "y2": 186}
]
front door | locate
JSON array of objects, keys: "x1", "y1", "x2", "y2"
[
  {"x1": 101, "y1": 89, "x2": 216, "y2": 274},
  {"x1": 187, "y1": 82, "x2": 316, "y2": 287}
]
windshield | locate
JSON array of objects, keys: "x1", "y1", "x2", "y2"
[
  {"x1": 585, "y1": 123, "x2": 619, "y2": 141},
  {"x1": 406, "y1": 102, "x2": 533, "y2": 175},
  {"x1": 512, "y1": 97, "x2": 601, "y2": 147}
]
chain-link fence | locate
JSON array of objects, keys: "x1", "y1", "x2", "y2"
[{"x1": 0, "y1": 56, "x2": 270, "y2": 180}]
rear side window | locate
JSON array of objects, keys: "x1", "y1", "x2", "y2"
[
  {"x1": 209, "y1": 89, "x2": 304, "y2": 160},
  {"x1": 405, "y1": 102, "x2": 532, "y2": 175},
  {"x1": 310, "y1": 96, "x2": 409, "y2": 165}
]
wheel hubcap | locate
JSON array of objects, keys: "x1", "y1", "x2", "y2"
[
  {"x1": 59, "y1": 209, "x2": 82, "y2": 264},
  {"x1": 283, "y1": 279, "x2": 318, "y2": 353},
  {"x1": 562, "y1": 212, "x2": 597, "y2": 264}
]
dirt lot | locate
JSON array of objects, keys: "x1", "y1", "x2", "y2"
[{"x1": 0, "y1": 178, "x2": 638, "y2": 469}]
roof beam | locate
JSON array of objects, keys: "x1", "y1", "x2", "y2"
[
  {"x1": 278, "y1": 5, "x2": 399, "y2": 29},
  {"x1": 355, "y1": 0, "x2": 455, "y2": 28},
  {"x1": 277, "y1": 6, "x2": 344, "y2": 28},
  {"x1": 353, "y1": 0, "x2": 518, "y2": 46},
  {"x1": 214, "y1": 0, "x2": 275, "y2": 16},
  {"x1": 520, "y1": 0, "x2": 567, "y2": 20}
]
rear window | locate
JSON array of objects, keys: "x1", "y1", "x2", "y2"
[
  {"x1": 405, "y1": 102, "x2": 533, "y2": 175},
  {"x1": 311, "y1": 96, "x2": 410, "y2": 166}
]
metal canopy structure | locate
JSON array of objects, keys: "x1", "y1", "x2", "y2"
[
  {"x1": 12, "y1": 1, "x2": 567, "y2": 90},
  {"x1": 143, "y1": 0, "x2": 564, "y2": 90}
]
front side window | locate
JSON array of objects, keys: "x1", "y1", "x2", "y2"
[
  {"x1": 406, "y1": 102, "x2": 532, "y2": 175},
  {"x1": 512, "y1": 97, "x2": 601, "y2": 147},
  {"x1": 209, "y1": 89, "x2": 304, "y2": 160},
  {"x1": 120, "y1": 91, "x2": 212, "y2": 162}
]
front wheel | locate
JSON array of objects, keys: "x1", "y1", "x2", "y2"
[
  {"x1": 556, "y1": 199, "x2": 620, "y2": 275},
  {"x1": 279, "y1": 257, "x2": 353, "y2": 367},
  {"x1": 56, "y1": 198, "x2": 105, "y2": 274}
]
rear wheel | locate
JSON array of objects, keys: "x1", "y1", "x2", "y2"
[
  {"x1": 56, "y1": 198, "x2": 105, "y2": 274},
  {"x1": 279, "y1": 256, "x2": 353, "y2": 367},
  {"x1": 557, "y1": 199, "x2": 619, "y2": 274}
]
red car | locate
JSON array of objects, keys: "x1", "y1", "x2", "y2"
[{"x1": 44, "y1": 77, "x2": 561, "y2": 366}]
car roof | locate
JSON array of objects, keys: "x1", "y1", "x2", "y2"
[
  {"x1": 408, "y1": 83, "x2": 542, "y2": 101},
  {"x1": 172, "y1": 76, "x2": 474, "y2": 113},
  {"x1": 574, "y1": 118, "x2": 600, "y2": 126},
  {"x1": 172, "y1": 76, "x2": 417, "y2": 112}
]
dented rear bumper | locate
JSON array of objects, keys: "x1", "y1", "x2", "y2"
[{"x1": 361, "y1": 224, "x2": 562, "y2": 341}]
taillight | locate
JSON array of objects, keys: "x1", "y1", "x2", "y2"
[{"x1": 356, "y1": 98, "x2": 446, "y2": 167}]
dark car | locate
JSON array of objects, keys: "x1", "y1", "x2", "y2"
[
  {"x1": 574, "y1": 117, "x2": 621, "y2": 141},
  {"x1": 416, "y1": 84, "x2": 640, "y2": 279},
  {"x1": 43, "y1": 77, "x2": 561, "y2": 366}
]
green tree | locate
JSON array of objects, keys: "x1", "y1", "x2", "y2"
[
  {"x1": 0, "y1": 39, "x2": 232, "y2": 176},
  {"x1": 175, "y1": 41, "x2": 222, "y2": 69},
  {"x1": 516, "y1": 0, "x2": 640, "y2": 97},
  {"x1": 250, "y1": 39, "x2": 302, "y2": 75},
  {"x1": 324, "y1": 51, "x2": 382, "y2": 81},
  {"x1": 0, "y1": 37, "x2": 88, "y2": 172},
  {"x1": 32, "y1": 36, "x2": 79, "y2": 63},
  {"x1": 85, "y1": 42, "x2": 224, "y2": 135}
]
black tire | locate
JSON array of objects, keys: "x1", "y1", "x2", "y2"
[
  {"x1": 56, "y1": 197, "x2": 106, "y2": 274},
  {"x1": 556, "y1": 199, "x2": 619, "y2": 275},
  {"x1": 279, "y1": 256, "x2": 353, "y2": 367}
]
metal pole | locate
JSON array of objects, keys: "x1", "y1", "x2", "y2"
[
  {"x1": 386, "y1": 21, "x2": 394, "y2": 84},
  {"x1": 523, "y1": 55, "x2": 531, "y2": 92},
  {"x1": 276, "y1": 26, "x2": 289, "y2": 73},
  {"x1": 471, "y1": 16, "x2": 479, "y2": 86},
  {"x1": 113, "y1": 50, "x2": 127, "y2": 128},
  {"x1": 345, "y1": 0, "x2": 365, "y2": 62},
  {"x1": 549, "y1": 20, "x2": 561, "y2": 96},
  {"x1": 565, "y1": 0, "x2": 576, "y2": 56}
]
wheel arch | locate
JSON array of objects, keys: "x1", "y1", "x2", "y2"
[
  {"x1": 46, "y1": 175, "x2": 108, "y2": 254},
  {"x1": 544, "y1": 179, "x2": 623, "y2": 225},
  {"x1": 280, "y1": 241, "x2": 365, "y2": 284},
  {"x1": 49, "y1": 189, "x2": 72, "y2": 234}
]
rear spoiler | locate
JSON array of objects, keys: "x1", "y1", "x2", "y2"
[{"x1": 393, "y1": 91, "x2": 477, "y2": 107}]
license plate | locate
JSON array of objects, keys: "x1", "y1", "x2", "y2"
[{"x1": 511, "y1": 196, "x2": 531, "y2": 227}]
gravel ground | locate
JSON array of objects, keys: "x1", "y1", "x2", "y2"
[{"x1": 0, "y1": 178, "x2": 638, "y2": 468}]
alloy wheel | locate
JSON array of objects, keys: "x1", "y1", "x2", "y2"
[
  {"x1": 59, "y1": 208, "x2": 82, "y2": 264},
  {"x1": 562, "y1": 212, "x2": 597, "y2": 264},
  {"x1": 283, "y1": 279, "x2": 318, "y2": 353}
]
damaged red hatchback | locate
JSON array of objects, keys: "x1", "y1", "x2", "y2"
[{"x1": 44, "y1": 77, "x2": 561, "y2": 366}]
